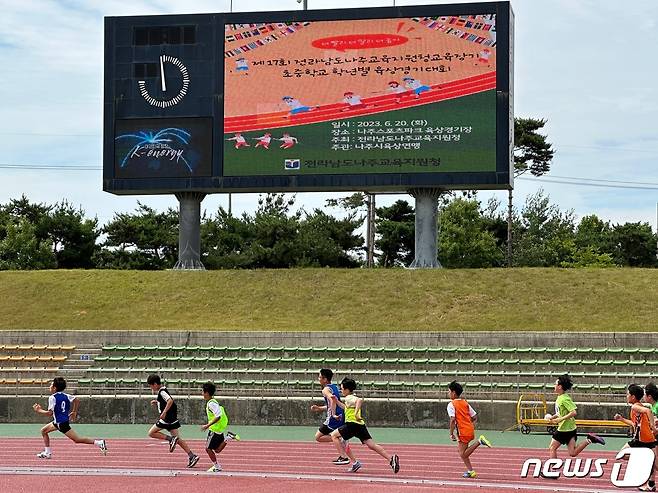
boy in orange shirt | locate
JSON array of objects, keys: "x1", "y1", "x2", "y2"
[
  {"x1": 614, "y1": 384, "x2": 657, "y2": 491},
  {"x1": 447, "y1": 381, "x2": 492, "y2": 478}
]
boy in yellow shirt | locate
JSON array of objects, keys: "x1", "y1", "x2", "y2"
[
  {"x1": 201, "y1": 382, "x2": 240, "y2": 472},
  {"x1": 330, "y1": 377, "x2": 400, "y2": 474}
]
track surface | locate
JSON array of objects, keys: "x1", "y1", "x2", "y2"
[
  {"x1": 223, "y1": 71, "x2": 495, "y2": 133},
  {"x1": 0, "y1": 437, "x2": 629, "y2": 492}
]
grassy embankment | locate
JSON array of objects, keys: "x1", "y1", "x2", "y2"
[{"x1": 0, "y1": 268, "x2": 656, "y2": 331}]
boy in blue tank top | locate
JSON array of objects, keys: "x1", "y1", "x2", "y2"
[
  {"x1": 310, "y1": 368, "x2": 350, "y2": 465},
  {"x1": 32, "y1": 377, "x2": 107, "y2": 459}
]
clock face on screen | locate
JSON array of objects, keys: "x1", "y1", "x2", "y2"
[{"x1": 138, "y1": 55, "x2": 190, "y2": 108}]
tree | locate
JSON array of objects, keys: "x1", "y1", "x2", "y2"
[
  {"x1": 514, "y1": 118, "x2": 556, "y2": 177},
  {"x1": 512, "y1": 190, "x2": 576, "y2": 267},
  {"x1": 375, "y1": 200, "x2": 415, "y2": 267},
  {"x1": 438, "y1": 199, "x2": 503, "y2": 268},
  {"x1": 296, "y1": 209, "x2": 363, "y2": 267},
  {"x1": 0, "y1": 220, "x2": 56, "y2": 270},
  {"x1": 98, "y1": 203, "x2": 178, "y2": 269},
  {"x1": 43, "y1": 201, "x2": 100, "y2": 269},
  {"x1": 609, "y1": 222, "x2": 657, "y2": 267}
]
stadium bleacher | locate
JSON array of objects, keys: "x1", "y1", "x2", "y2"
[{"x1": 63, "y1": 344, "x2": 644, "y2": 401}]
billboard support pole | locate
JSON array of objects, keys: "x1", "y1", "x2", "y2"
[
  {"x1": 507, "y1": 188, "x2": 513, "y2": 267},
  {"x1": 173, "y1": 192, "x2": 206, "y2": 270},
  {"x1": 408, "y1": 188, "x2": 442, "y2": 269},
  {"x1": 366, "y1": 193, "x2": 376, "y2": 267}
]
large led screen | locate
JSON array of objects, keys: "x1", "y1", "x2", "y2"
[{"x1": 223, "y1": 15, "x2": 497, "y2": 177}]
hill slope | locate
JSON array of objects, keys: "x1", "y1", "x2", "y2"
[{"x1": 0, "y1": 268, "x2": 656, "y2": 331}]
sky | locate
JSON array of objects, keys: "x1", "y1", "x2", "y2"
[{"x1": 0, "y1": 0, "x2": 657, "y2": 230}]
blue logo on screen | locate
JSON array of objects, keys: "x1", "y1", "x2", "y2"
[
  {"x1": 115, "y1": 128, "x2": 194, "y2": 173},
  {"x1": 284, "y1": 159, "x2": 300, "y2": 170}
]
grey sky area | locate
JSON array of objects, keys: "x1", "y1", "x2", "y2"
[{"x1": 0, "y1": 0, "x2": 656, "y2": 228}]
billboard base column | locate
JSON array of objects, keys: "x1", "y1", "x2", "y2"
[
  {"x1": 408, "y1": 188, "x2": 443, "y2": 269},
  {"x1": 173, "y1": 192, "x2": 206, "y2": 270}
]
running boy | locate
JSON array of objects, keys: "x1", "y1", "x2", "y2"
[
  {"x1": 614, "y1": 384, "x2": 657, "y2": 491},
  {"x1": 310, "y1": 368, "x2": 349, "y2": 465},
  {"x1": 447, "y1": 381, "x2": 492, "y2": 478},
  {"x1": 545, "y1": 374, "x2": 605, "y2": 468},
  {"x1": 201, "y1": 382, "x2": 240, "y2": 472},
  {"x1": 147, "y1": 374, "x2": 199, "y2": 468},
  {"x1": 32, "y1": 377, "x2": 107, "y2": 458},
  {"x1": 330, "y1": 377, "x2": 399, "y2": 474}
]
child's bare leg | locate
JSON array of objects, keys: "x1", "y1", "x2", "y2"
[
  {"x1": 63, "y1": 429, "x2": 94, "y2": 444},
  {"x1": 206, "y1": 448, "x2": 217, "y2": 462},
  {"x1": 314, "y1": 431, "x2": 333, "y2": 443},
  {"x1": 567, "y1": 437, "x2": 589, "y2": 457},
  {"x1": 462, "y1": 440, "x2": 480, "y2": 459},
  {"x1": 40, "y1": 423, "x2": 56, "y2": 448},
  {"x1": 548, "y1": 438, "x2": 561, "y2": 459},
  {"x1": 458, "y1": 442, "x2": 474, "y2": 470},
  {"x1": 170, "y1": 429, "x2": 192, "y2": 455},
  {"x1": 362, "y1": 439, "x2": 391, "y2": 461},
  {"x1": 330, "y1": 430, "x2": 350, "y2": 460},
  {"x1": 147, "y1": 425, "x2": 169, "y2": 441}
]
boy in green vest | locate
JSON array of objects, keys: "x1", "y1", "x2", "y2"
[{"x1": 201, "y1": 382, "x2": 240, "y2": 472}]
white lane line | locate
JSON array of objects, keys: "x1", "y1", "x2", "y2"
[{"x1": 0, "y1": 466, "x2": 621, "y2": 492}]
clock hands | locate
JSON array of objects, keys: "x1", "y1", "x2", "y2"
[
  {"x1": 138, "y1": 55, "x2": 190, "y2": 108},
  {"x1": 160, "y1": 55, "x2": 167, "y2": 92}
]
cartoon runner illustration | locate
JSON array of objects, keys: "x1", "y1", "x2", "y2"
[
  {"x1": 386, "y1": 81, "x2": 407, "y2": 103},
  {"x1": 227, "y1": 133, "x2": 250, "y2": 149},
  {"x1": 282, "y1": 96, "x2": 317, "y2": 118},
  {"x1": 278, "y1": 133, "x2": 298, "y2": 149},
  {"x1": 476, "y1": 48, "x2": 491, "y2": 67},
  {"x1": 235, "y1": 57, "x2": 249, "y2": 74},
  {"x1": 340, "y1": 92, "x2": 374, "y2": 112},
  {"x1": 253, "y1": 133, "x2": 272, "y2": 149},
  {"x1": 402, "y1": 77, "x2": 432, "y2": 99}
]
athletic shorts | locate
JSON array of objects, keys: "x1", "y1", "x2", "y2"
[
  {"x1": 628, "y1": 439, "x2": 656, "y2": 449},
  {"x1": 458, "y1": 433, "x2": 475, "y2": 444},
  {"x1": 318, "y1": 424, "x2": 335, "y2": 436},
  {"x1": 155, "y1": 419, "x2": 181, "y2": 431},
  {"x1": 552, "y1": 429, "x2": 578, "y2": 445},
  {"x1": 206, "y1": 431, "x2": 225, "y2": 450},
  {"x1": 338, "y1": 422, "x2": 372, "y2": 443},
  {"x1": 54, "y1": 422, "x2": 71, "y2": 434}
]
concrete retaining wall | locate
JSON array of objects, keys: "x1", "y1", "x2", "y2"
[
  {"x1": 2, "y1": 330, "x2": 657, "y2": 348},
  {"x1": 0, "y1": 395, "x2": 629, "y2": 431}
]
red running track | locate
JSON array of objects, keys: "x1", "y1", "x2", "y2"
[
  {"x1": 223, "y1": 71, "x2": 496, "y2": 134},
  {"x1": 0, "y1": 437, "x2": 626, "y2": 493}
]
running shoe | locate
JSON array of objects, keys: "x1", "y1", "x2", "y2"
[
  {"x1": 36, "y1": 451, "x2": 52, "y2": 459},
  {"x1": 479, "y1": 435, "x2": 493, "y2": 448},
  {"x1": 390, "y1": 454, "x2": 400, "y2": 474},
  {"x1": 207, "y1": 464, "x2": 222, "y2": 472},
  {"x1": 463, "y1": 470, "x2": 477, "y2": 478},
  {"x1": 169, "y1": 435, "x2": 178, "y2": 453},
  {"x1": 99, "y1": 439, "x2": 108, "y2": 455},
  {"x1": 639, "y1": 485, "x2": 656, "y2": 492},
  {"x1": 187, "y1": 454, "x2": 200, "y2": 468},
  {"x1": 226, "y1": 431, "x2": 241, "y2": 441},
  {"x1": 587, "y1": 433, "x2": 606, "y2": 445},
  {"x1": 332, "y1": 456, "x2": 350, "y2": 465},
  {"x1": 347, "y1": 461, "x2": 362, "y2": 473}
]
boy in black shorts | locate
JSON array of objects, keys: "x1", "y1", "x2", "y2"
[
  {"x1": 201, "y1": 382, "x2": 240, "y2": 472},
  {"x1": 33, "y1": 376, "x2": 107, "y2": 459},
  {"x1": 147, "y1": 374, "x2": 199, "y2": 468},
  {"x1": 542, "y1": 374, "x2": 605, "y2": 478},
  {"x1": 329, "y1": 377, "x2": 399, "y2": 474}
]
